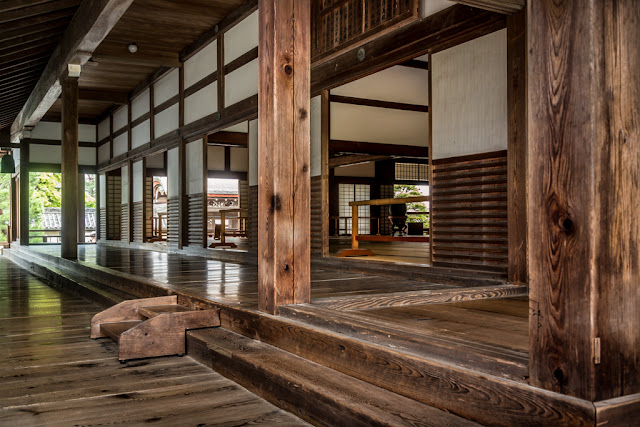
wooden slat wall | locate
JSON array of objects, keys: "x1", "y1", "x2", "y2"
[
  {"x1": 311, "y1": 176, "x2": 322, "y2": 255},
  {"x1": 99, "y1": 208, "x2": 107, "y2": 240},
  {"x1": 166, "y1": 197, "x2": 179, "y2": 248},
  {"x1": 144, "y1": 176, "x2": 153, "y2": 241},
  {"x1": 431, "y1": 150, "x2": 508, "y2": 273},
  {"x1": 120, "y1": 204, "x2": 129, "y2": 243},
  {"x1": 248, "y1": 185, "x2": 258, "y2": 251},
  {"x1": 187, "y1": 193, "x2": 205, "y2": 247},
  {"x1": 132, "y1": 202, "x2": 143, "y2": 243},
  {"x1": 378, "y1": 184, "x2": 394, "y2": 236},
  {"x1": 313, "y1": 0, "x2": 418, "y2": 63},
  {"x1": 106, "y1": 175, "x2": 121, "y2": 240},
  {"x1": 239, "y1": 180, "x2": 248, "y2": 211}
]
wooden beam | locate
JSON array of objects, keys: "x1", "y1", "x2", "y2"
[
  {"x1": 528, "y1": 0, "x2": 640, "y2": 401},
  {"x1": 90, "y1": 52, "x2": 181, "y2": 68},
  {"x1": 258, "y1": 0, "x2": 311, "y2": 314},
  {"x1": 320, "y1": 90, "x2": 329, "y2": 257},
  {"x1": 507, "y1": 10, "x2": 527, "y2": 286},
  {"x1": 10, "y1": 0, "x2": 134, "y2": 139},
  {"x1": 452, "y1": 0, "x2": 524, "y2": 15},
  {"x1": 329, "y1": 154, "x2": 393, "y2": 168},
  {"x1": 330, "y1": 95, "x2": 428, "y2": 113},
  {"x1": 61, "y1": 74, "x2": 78, "y2": 259},
  {"x1": 207, "y1": 131, "x2": 247, "y2": 147},
  {"x1": 77, "y1": 88, "x2": 128, "y2": 104},
  {"x1": 18, "y1": 139, "x2": 30, "y2": 244},
  {"x1": 330, "y1": 140, "x2": 427, "y2": 157},
  {"x1": 398, "y1": 59, "x2": 429, "y2": 70}
]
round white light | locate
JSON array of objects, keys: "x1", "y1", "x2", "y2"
[{"x1": 128, "y1": 43, "x2": 138, "y2": 53}]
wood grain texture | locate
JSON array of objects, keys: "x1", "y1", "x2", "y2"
[
  {"x1": 90, "y1": 295, "x2": 176, "y2": 338},
  {"x1": 528, "y1": 0, "x2": 640, "y2": 401},
  {"x1": 60, "y1": 75, "x2": 78, "y2": 259},
  {"x1": 258, "y1": 0, "x2": 311, "y2": 314}
]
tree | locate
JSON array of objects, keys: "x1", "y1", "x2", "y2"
[
  {"x1": 394, "y1": 184, "x2": 429, "y2": 227},
  {"x1": 0, "y1": 173, "x2": 10, "y2": 242},
  {"x1": 29, "y1": 172, "x2": 62, "y2": 229}
]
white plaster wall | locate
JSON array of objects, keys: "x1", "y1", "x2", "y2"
[
  {"x1": 146, "y1": 153, "x2": 164, "y2": 169},
  {"x1": 225, "y1": 122, "x2": 248, "y2": 133},
  {"x1": 131, "y1": 120, "x2": 150, "y2": 149},
  {"x1": 14, "y1": 148, "x2": 20, "y2": 168},
  {"x1": 131, "y1": 89, "x2": 149, "y2": 120},
  {"x1": 185, "y1": 41, "x2": 216, "y2": 88},
  {"x1": 154, "y1": 68, "x2": 179, "y2": 106},
  {"x1": 186, "y1": 139, "x2": 204, "y2": 194},
  {"x1": 332, "y1": 66, "x2": 428, "y2": 105},
  {"x1": 98, "y1": 119, "x2": 110, "y2": 141},
  {"x1": 30, "y1": 144, "x2": 60, "y2": 163},
  {"x1": 230, "y1": 147, "x2": 248, "y2": 172},
  {"x1": 113, "y1": 133, "x2": 128, "y2": 157},
  {"x1": 331, "y1": 104, "x2": 428, "y2": 146},
  {"x1": 79, "y1": 147, "x2": 96, "y2": 165},
  {"x1": 248, "y1": 119, "x2": 258, "y2": 186},
  {"x1": 207, "y1": 145, "x2": 225, "y2": 170},
  {"x1": 155, "y1": 104, "x2": 179, "y2": 137},
  {"x1": 132, "y1": 160, "x2": 143, "y2": 202},
  {"x1": 432, "y1": 29, "x2": 507, "y2": 159},
  {"x1": 113, "y1": 106, "x2": 128, "y2": 132},
  {"x1": 167, "y1": 147, "x2": 179, "y2": 197},
  {"x1": 185, "y1": 83, "x2": 217, "y2": 124},
  {"x1": 225, "y1": 59, "x2": 258, "y2": 107},
  {"x1": 31, "y1": 121, "x2": 96, "y2": 142},
  {"x1": 121, "y1": 165, "x2": 129, "y2": 204},
  {"x1": 98, "y1": 142, "x2": 110, "y2": 163},
  {"x1": 99, "y1": 174, "x2": 106, "y2": 208},
  {"x1": 310, "y1": 95, "x2": 322, "y2": 177},
  {"x1": 334, "y1": 162, "x2": 376, "y2": 177},
  {"x1": 224, "y1": 10, "x2": 258, "y2": 64},
  {"x1": 420, "y1": 0, "x2": 453, "y2": 18}
]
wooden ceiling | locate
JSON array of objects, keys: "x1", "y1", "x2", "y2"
[
  {"x1": 0, "y1": 0, "x2": 81, "y2": 131},
  {"x1": 2, "y1": 0, "x2": 247, "y2": 127}
]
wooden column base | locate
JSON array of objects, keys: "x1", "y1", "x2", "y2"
[{"x1": 336, "y1": 249, "x2": 375, "y2": 257}]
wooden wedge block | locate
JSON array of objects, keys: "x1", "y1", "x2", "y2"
[{"x1": 90, "y1": 295, "x2": 177, "y2": 338}]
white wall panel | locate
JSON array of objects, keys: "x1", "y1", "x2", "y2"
[
  {"x1": 186, "y1": 139, "x2": 204, "y2": 194},
  {"x1": 146, "y1": 153, "x2": 164, "y2": 169},
  {"x1": 113, "y1": 106, "x2": 128, "y2": 132},
  {"x1": 185, "y1": 83, "x2": 217, "y2": 124},
  {"x1": 98, "y1": 119, "x2": 110, "y2": 141},
  {"x1": 331, "y1": 104, "x2": 428, "y2": 147},
  {"x1": 113, "y1": 133, "x2": 128, "y2": 157},
  {"x1": 332, "y1": 66, "x2": 428, "y2": 105},
  {"x1": 432, "y1": 29, "x2": 507, "y2": 159},
  {"x1": 420, "y1": 0, "x2": 453, "y2": 18},
  {"x1": 224, "y1": 122, "x2": 248, "y2": 133},
  {"x1": 248, "y1": 119, "x2": 257, "y2": 186},
  {"x1": 185, "y1": 41, "x2": 216, "y2": 88},
  {"x1": 310, "y1": 96, "x2": 322, "y2": 177},
  {"x1": 334, "y1": 162, "x2": 376, "y2": 177},
  {"x1": 79, "y1": 124, "x2": 96, "y2": 142},
  {"x1": 225, "y1": 59, "x2": 258, "y2": 107},
  {"x1": 207, "y1": 146, "x2": 225, "y2": 171},
  {"x1": 230, "y1": 147, "x2": 248, "y2": 172},
  {"x1": 154, "y1": 104, "x2": 179, "y2": 137},
  {"x1": 132, "y1": 160, "x2": 143, "y2": 202},
  {"x1": 131, "y1": 89, "x2": 149, "y2": 120},
  {"x1": 98, "y1": 142, "x2": 110, "y2": 163},
  {"x1": 131, "y1": 120, "x2": 150, "y2": 149},
  {"x1": 30, "y1": 144, "x2": 60, "y2": 163},
  {"x1": 167, "y1": 147, "x2": 179, "y2": 197},
  {"x1": 224, "y1": 10, "x2": 258, "y2": 64},
  {"x1": 154, "y1": 68, "x2": 179, "y2": 106},
  {"x1": 99, "y1": 174, "x2": 106, "y2": 208},
  {"x1": 79, "y1": 147, "x2": 96, "y2": 165},
  {"x1": 31, "y1": 122, "x2": 96, "y2": 143},
  {"x1": 121, "y1": 165, "x2": 129, "y2": 204}
]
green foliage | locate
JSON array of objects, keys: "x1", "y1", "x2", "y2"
[
  {"x1": 0, "y1": 173, "x2": 10, "y2": 241},
  {"x1": 29, "y1": 172, "x2": 62, "y2": 229},
  {"x1": 84, "y1": 174, "x2": 96, "y2": 208},
  {"x1": 394, "y1": 184, "x2": 429, "y2": 227}
]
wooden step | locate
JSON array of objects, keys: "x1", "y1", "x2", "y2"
[
  {"x1": 187, "y1": 327, "x2": 479, "y2": 427},
  {"x1": 100, "y1": 320, "x2": 142, "y2": 343},
  {"x1": 91, "y1": 296, "x2": 178, "y2": 338},
  {"x1": 138, "y1": 304, "x2": 192, "y2": 319}
]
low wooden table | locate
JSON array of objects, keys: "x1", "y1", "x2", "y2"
[
  {"x1": 209, "y1": 208, "x2": 247, "y2": 248},
  {"x1": 337, "y1": 196, "x2": 429, "y2": 257}
]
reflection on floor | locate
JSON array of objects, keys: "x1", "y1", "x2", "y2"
[
  {"x1": 0, "y1": 256, "x2": 306, "y2": 426},
  {"x1": 329, "y1": 236, "x2": 430, "y2": 264},
  {"x1": 206, "y1": 235, "x2": 248, "y2": 251}
]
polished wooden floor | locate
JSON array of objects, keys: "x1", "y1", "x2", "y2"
[
  {"x1": 329, "y1": 237, "x2": 430, "y2": 264},
  {"x1": 0, "y1": 256, "x2": 307, "y2": 426},
  {"x1": 27, "y1": 244, "x2": 455, "y2": 309}
]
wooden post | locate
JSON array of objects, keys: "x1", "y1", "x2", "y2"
[
  {"x1": 127, "y1": 159, "x2": 133, "y2": 243},
  {"x1": 320, "y1": 90, "x2": 330, "y2": 257},
  {"x1": 507, "y1": 10, "x2": 527, "y2": 286},
  {"x1": 427, "y1": 53, "x2": 433, "y2": 266},
  {"x1": 77, "y1": 173, "x2": 85, "y2": 243},
  {"x1": 351, "y1": 205, "x2": 359, "y2": 250},
  {"x1": 61, "y1": 73, "x2": 79, "y2": 259},
  {"x1": 19, "y1": 138, "x2": 29, "y2": 245},
  {"x1": 258, "y1": 0, "x2": 311, "y2": 314},
  {"x1": 10, "y1": 175, "x2": 17, "y2": 242},
  {"x1": 95, "y1": 173, "x2": 100, "y2": 241},
  {"x1": 141, "y1": 157, "x2": 147, "y2": 242},
  {"x1": 528, "y1": 0, "x2": 640, "y2": 401},
  {"x1": 178, "y1": 138, "x2": 186, "y2": 249}
]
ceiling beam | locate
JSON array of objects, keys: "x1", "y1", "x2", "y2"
[
  {"x1": 90, "y1": 52, "x2": 181, "y2": 69},
  {"x1": 0, "y1": 0, "x2": 81, "y2": 25},
  {"x1": 10, "y1": 0, "x2": 134, "y2": 141},
  {"x1": 77, "y1": 89, "x2": 129, "y2": 104},
  {"x1": 207, "y1": 131, "x2": 248, "y2": 147},
  {"x1": 329, "y1": 154, "x2": 393, "y2": 168},
  {"x1": 330, "y1": 140, "x2": 428, "y2": 157},
  {"x1": 451, "y1": 0, "x2": 524, "y2": 14}
]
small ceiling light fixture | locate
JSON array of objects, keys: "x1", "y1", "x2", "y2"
[{"x1": 128, "y1": 42, "x2": 138, "y2": 53}]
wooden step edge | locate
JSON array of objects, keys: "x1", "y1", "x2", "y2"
[
  {"x1": 137, "y1": 304, "x2": 192, "y2": 319},
  {"x1": 187, "y1": 327, "x2": 479, "y2": 427},
  {"x1": 99, "y1": 320, "x2": 143, "y2": 343}
]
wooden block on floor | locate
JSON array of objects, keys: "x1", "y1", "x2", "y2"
[
  {"x1": 138, "y1": 305, "x2": 192, "y2": 319},
  {"x1": 91, "y1": 295, "x2": 177, "y2": 338}
]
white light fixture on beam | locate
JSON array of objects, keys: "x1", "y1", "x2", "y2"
[
  {"x1": 128, "y1": 42, "x2": 138, "y2": 53},
  {"x1": 68, "y1": 63, "x2": 81, "y2": 78}
]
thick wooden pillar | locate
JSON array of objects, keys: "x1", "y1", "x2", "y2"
[
  {"x1": 10, "y1": 175, "x2": 17, "y2": 242},
  {"x1": 178, "y1": 138, "x2": 186, "y2": 249},
  {"x1": 507, "y1": 10, "x2": 527, "y2": 285},
  {"x1": 320, "y1": 90, "x2": 330, "y2": 257},
  {"x1": 258, "y1": 0, "x2": 311, "y2": 314},
  {"x1": 19, "y1": 138, "x2": 29, "y2": 245},
  {"x1": 528, "y1": 0, "x2": 640, "y2": 401},
  {"x1": 61, "y1": 74, "x2": 79, "y2": 259},
  {"x1": 77, "y1": 173, "x2": 85, "y2": 243}
]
